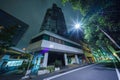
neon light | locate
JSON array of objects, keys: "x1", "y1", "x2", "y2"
[
  {"x1": 40, "y1": 48, "x2": 49, "y2": 54},
  {"x1": 6, "y1": 60, "x2": 23, "y2": 67}
]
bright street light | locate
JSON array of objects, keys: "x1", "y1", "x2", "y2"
[{"x1": 75, "y1": 23, "x2": 80, "y2": 29}]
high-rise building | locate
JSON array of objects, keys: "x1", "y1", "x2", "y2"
[
  {"x1": 0, "y1": 9, "x2": 29, "y2": 46},
  {"x1": 40, "y1": 4, "x2": 67, "y2": 37},
  {"x1": 28, "y1": 4, "x2": 84, "y2": 73}
]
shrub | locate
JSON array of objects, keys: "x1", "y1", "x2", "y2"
[{"x1": 47, "y1": 66, "x2": 54, "y2": 72}]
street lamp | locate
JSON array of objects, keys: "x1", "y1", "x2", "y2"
[
  {"x1": 22, "y1": 48, "x2": 26, "y2": 53},
  {"x1": 75, "y1": 23, "x2": 80, "y2": 29}
]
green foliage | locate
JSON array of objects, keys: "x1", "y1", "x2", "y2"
[
  {"x1": 47, "y1": 66, "x2": 55, "y2": 72},
  {"x1": 61, "y1": 0, "x2": 69, "y2": 4},
  {"x1": 62, "y1": 0, "x2": 120, "y2": 61},
  {"x1": 18, "y1": 61, "x2": 34, "y2": 70},
  {"x1": 20, "y1": 53, "x2": 33, "y2": 59},
  {"x1": 62, "y1": 0, "x2": 95, "y2": 15}
]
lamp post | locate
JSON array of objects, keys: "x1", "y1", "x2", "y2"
[{"x1": 97, "y1": 25, "x2": 120, "y2": 49}]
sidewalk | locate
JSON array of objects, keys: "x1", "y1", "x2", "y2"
[
  {"x1": 23, "y1": 63, "x2": 90, "y2": 80},
  {"x1": 0, "y1": 63, "x2": 91, "y2": 80},
  {"x1": 0, "y1": 69, "x2": 26, "y2": 80},
  {"x1": 0, "y1": 71, "x2": 24, "y2": 80}
]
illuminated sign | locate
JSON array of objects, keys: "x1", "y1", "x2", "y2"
[{"x1": 6, "y1": 60, "x2": 23, "y2": 67}]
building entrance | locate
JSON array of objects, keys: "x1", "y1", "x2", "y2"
[{"x1": 48, "y1": 52, "x2": 65, "y2": 67}]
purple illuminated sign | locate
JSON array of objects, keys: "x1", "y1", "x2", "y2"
[{"x1": 40, "y1": 48, "x2": 49, "y2": 54}]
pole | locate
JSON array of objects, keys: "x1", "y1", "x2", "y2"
[
  {"x1": 98, "y1": 26, "x2": 120, "y2": 49},
  {"x1": 97, "y1": 26, "x2": 120, "y2": 62}
]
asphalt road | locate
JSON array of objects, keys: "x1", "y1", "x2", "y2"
[{"x1": 44, "y1": 63, "x2": 119, "y2": 80}]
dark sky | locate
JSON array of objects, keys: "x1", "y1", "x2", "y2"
[{"x1": 0, "y1": 0, "x2": 82, "y2": 49}]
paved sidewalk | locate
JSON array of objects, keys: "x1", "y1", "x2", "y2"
[
  {"x1": 0, "y1": 63, "x2": 91, "y2": 80},
  {"x1": 23, "y1": 63, "x2": 91, "y2": 80},
  {"x1": 0, "y1": 73, "x2": 24, "y2": 80},
  {"x1": 0, "y1": 69, "x2": 24, "y2": 80}
]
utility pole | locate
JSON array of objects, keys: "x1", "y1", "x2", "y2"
[
  {"x1": 97, "y1": 26, "x2": 120, "y2": 62},
  {"x1": 98, "y1": 26, "x2": 120, "y2": 49}
]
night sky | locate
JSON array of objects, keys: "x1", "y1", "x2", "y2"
[{"x1": 0, "y1": 0, "x2": 82, "y2": 49}]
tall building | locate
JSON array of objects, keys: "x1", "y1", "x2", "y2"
[
  {"x1": 27, "y1": 4, "x2": 84, "y2": 73},
  {"x1": 40, "y1": 4, "x2": 67, "y2": 37},
  {"x1": 0, "y1": 9, "x2": 29, "y2": 46}
]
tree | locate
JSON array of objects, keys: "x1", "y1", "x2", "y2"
[{"x1": 62, "y1": 0, "x2": 120, "y2": 61}]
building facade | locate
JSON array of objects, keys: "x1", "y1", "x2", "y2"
[
  {"x1": 81, "y1": 42, "x2": 95, "y2": 63},
  {"x1": 0, "y1": 9, "x2": 28, "y2": 46},
  {"x1": 27, "y1": 4, "x2": 84, "y2": 72},
  {"x1": 40, "y1": 4, "x2": 67, "y2": 37},
  {"x1": 0, "y1": 47, "x2": 32, "y2": 74}
]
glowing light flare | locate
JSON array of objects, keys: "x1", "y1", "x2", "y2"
[
  {"x1": 67, "y1": 18, "x2": 84, "y2": 39},
  {"x1": 75, "y1": 23, "x2": 80, "y2": 29}
]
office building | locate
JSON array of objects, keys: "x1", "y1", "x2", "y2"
[
  {"x1": 0, "y1": 9, "x2": 28, "y2": 46},
  {"x1": 27, "y1": 4, "x2": 84, "y2": 72}
]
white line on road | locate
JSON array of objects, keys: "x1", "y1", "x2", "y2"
[
  {"x1": 113, "y1": 60, "x2": 120, "y2": 80},
  {"x1": 43, "y1": 64, "x2": 97, "y2": 80},
  {"x1": 115, "y1": 68, "x2": 120, "y2": 80}
]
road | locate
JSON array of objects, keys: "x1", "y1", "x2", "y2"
[{"x1": 43, "y1": 63, "x2": 120, "y2": 80}]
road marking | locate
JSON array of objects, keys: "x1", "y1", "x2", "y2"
[
  {"x1": 115, "y1": 68, "x2": 120, "y2": 80},
  {"x1": 43, "y1": 64, "x2": 96, "y2": 80},
  {"x1": 113, "y1": 60, "x2": 120, "y2": 80}
]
